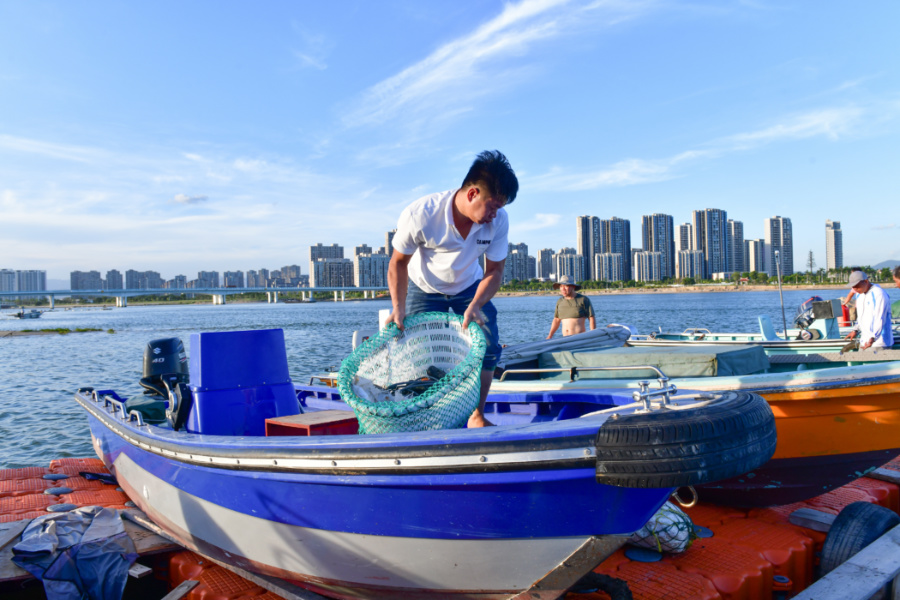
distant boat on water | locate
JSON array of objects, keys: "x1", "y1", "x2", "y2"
[{"x1": 13, "y1": 309, "x2": 43, "y2": 319}]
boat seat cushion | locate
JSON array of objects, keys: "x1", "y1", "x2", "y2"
[{"x1": 538, "y1": 344, "x2": 769, "y2": 380}]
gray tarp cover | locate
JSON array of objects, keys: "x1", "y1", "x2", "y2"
[
  {"x1": 12, "y1": 506, "x2": 137, "y2": 600},
  {"x1": 538, "y1": 344, "x2": 770, "y2": 380},
  {"x1": 500, "y1": 326, "x2": 632, "y2": 366}
]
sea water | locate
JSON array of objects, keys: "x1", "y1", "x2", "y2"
[{"x1": 1, "y1": 288, "x2": 895, "y2": 469}]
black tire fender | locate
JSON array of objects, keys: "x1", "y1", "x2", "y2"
[
  {"x1": 594, "y1": 390, "x2": 777, "y2": 489},
  {"x1": 567, "y1": 573, "x2": 633, "y2": 599},
  {"x1": 819, "y1": 501, "x2": 900, "y2": 577}
]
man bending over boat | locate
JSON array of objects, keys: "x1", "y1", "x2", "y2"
[
  {"x1": 388, "y1": 150, "x2": 518, "y2": 428},
  {"x1": 845, "y1": 271, "x2": 894, "y2": 350},
  {"x1": 547, "y1": 275, "x2": 596, "y2": 338}
]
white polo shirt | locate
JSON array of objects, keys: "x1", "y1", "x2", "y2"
[
  {"x1": 855, "y1": 284, "x2": 895, "y2": 348},
  {"x1": 392, "y1": 190, "x2": 509, "y2": 295}
]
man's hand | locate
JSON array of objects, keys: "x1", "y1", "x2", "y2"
[
  {"x1": 861, "y1": 337, "x2": 875, "y2": 350},
  {"x1": 462, "y1": 303, "x2": 485, "y2": 330},
  {"x1": 387, "y1": 309, "x2": 406, "y2": 331},
  {"x1": 845, "y1": 330, "x2": 858, "y2": 340}
]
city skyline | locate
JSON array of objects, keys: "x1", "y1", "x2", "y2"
[
  {"x1": 2, "y1": 3, "x2": 898, "y2": 279},
  {"x1": 9, "y1": 212, "x2": 865, "y2": 291}
]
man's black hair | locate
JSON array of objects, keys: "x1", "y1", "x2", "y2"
[
  {"x1": 461, "y1": 150, "x2": 518, "y2": 205},
  {"x1": 851, "y1": 266, "x2": 862, "y2": 272},
  {"x1": 892, "y1": 265, "x2": 900, "y2": 279}
]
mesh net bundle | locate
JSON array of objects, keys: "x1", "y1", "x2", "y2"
[
  {"x1": 628, "y1": 501, "x2": 697, "y2": 554},
  {"x1": 337, "y1": 312, "x2": 487, "y2": 434}
]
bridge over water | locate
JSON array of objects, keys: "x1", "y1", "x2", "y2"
[{"x1": 0, "y1": 286, "x2": 388, "y2": 308}]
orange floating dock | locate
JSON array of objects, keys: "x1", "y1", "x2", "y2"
[{"x1": 3, "y1": 456, "x2": 900, "y2": 599}]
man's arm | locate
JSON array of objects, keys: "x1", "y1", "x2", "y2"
[
  {"x1": 589, "y1": 316, "x2": 596, "y2": 331},
  {"x1": 387, "y1": 250, "x2": 413, "y2": 330},
  {"x1": 463, "y1": 257, "x2": 505, "y2": 329},
  {"x1": 547, "y1": 317, "x2": 561, "y2": 339}
]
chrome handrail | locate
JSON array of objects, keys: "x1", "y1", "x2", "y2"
[{"x1": 498, "y1": 365, "x2": 677, "y2": 411}]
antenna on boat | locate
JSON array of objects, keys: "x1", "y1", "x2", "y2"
[{"x1": 775, "y1": 250, "x2": 787, "y2": 336}]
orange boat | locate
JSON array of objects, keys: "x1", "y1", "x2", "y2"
[{"x1": 489, "y1": 344, "x2": 900, "y2": 507}]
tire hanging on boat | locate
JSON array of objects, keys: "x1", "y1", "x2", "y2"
[
  {"x1": 594, "y1": 390, "x2": 777, "y2": 488},
  {"x1": 818, "y1": 501, "x2": 900, "y2": 577}
]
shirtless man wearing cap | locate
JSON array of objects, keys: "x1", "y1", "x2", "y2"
[{"x1": 546, "y1": 275, "x2": 596, "y2": 338}]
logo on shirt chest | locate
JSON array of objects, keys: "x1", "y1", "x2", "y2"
[{"x1": 476, "y1": 239, "x2": 491, "y2": 245}]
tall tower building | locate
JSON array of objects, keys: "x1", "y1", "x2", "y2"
[
  {"x1": 537, "y1": 249, "x2": 554, "y2": 280},
  {"x1": 727, "y1": 220, "x2": 744, "y2": 274},
  {"x1": 677, "y1": 223, "x2": 693, "y2": 252},
  {"x1": 825, "y1": 220, "x2": 843, "y2": 271},
  {"x1": 575, "y1": 216, "x2": 601, "y2": 281},
  {"x1": 600, "y1": 217, "x2": 632, "y2": 281},
  {"x1": 764, "y1": 216, "x2": 793, "y2": 277},
  {"x1": 691, "y1": 209, "x2": 728, "y2": 279},
  {"x1": 744, "y1": 239, "x2": 766, "y2": 273},
  {"x1": 641, "y1": 214, "x2": 675, "y2": 279}
]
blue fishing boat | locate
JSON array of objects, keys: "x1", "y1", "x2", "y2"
[{"x1": 75, "y1": 328, "x2": 774, "y2": 599}]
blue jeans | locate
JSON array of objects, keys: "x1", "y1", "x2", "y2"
[{"x1": 406, "y1": 280, "x2": 501, "y2": 370}]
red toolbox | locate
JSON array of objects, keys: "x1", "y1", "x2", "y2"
[{"x1": 265, "y1": 410, "x2": 359, "y2": 436}]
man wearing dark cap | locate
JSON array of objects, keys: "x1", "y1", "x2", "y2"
[
  {"x1": 845, "y1": 271, "x2": 894, "y2": 350},
  {"x1": 546, "y1": 275, "x2": 596, "y2": 338}
]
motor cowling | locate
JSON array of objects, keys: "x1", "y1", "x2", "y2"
[{"x1": 140, "y1": 338, "x2": 188, "y2": 397}]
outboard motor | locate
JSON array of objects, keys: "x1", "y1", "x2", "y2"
[
  {"x1": 138, "y1": 338, "x2": 192, "y2": 430},
  {"x1": 793, "y1": 296, "x2": 824, "y2": 340}
]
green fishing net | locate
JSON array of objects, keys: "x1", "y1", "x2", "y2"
[{"x1": 337, "y1": 311, "x2": 487, "y2": 434}]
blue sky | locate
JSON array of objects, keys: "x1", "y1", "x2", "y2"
[{"x1": 2, "y1": 0, "x2": 898, "y2": 282}]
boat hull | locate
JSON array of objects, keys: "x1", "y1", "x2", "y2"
[
  {"x1": 80, "y1": 393, "x2": 669, "y2": 598},
  {"x1": 491, "y1": 362, "x2": 900, "y2": 507}
]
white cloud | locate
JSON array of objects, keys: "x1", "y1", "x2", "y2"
[
  {"x1": 0, "y1": 134, "x2": 99, "y2": 163},
  {"x1": 290, "y1": 26, "x2": 332, "y2": 71},
  {"x1": 512, "y1": 213, "x2": 561, "y2": 232},
  {"x1": 528, "y1": 103, "x2": 888, "y2": 192},
  {"x1": 173, "y1": 194, "x2": 209, "y2": 205}
]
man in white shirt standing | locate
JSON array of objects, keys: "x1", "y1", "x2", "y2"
[
  {"x1": 388, "y1": 150, "x2": 518, "y2": 427},
  {"x1": 845, "y1": 271, "x2": 894, "y2": 349}
]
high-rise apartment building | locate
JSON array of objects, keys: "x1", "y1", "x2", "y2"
[
  {"x1": 727, "y1": 220, "x2": 744, "y2": 274},
  {"x1": 310, "y1": 244, "x2": 344, "y2": 284},
  {"x1": 386, "y1": 230, "x2": 397, "y2": 254},
  {"x1": 676, "y1": 250, "x2": 704, "y2": 280},
  {"x1": 633, "y1": 251, "x2": 663, "y2": 282},
  {"x1": 576, "y1": 216, "x2": 601, "y2": 280},
  {"x1": 744, "y1": 239, "x2": 765, "y2": 273},
  {"x1": 106, "y1": 270, "x2": 123, "y2": 290},
  {"x1": 503, "y1": 243, "x2": 530, "y2": 284},
  {"x1": 677, "y1": 223, "x2": 693, "y2": 252},
  {"x1": 198, "y1": 271, "x2": 220, "y2": 288},
  {"x1": 70, "y1": 270, "x2": 103, "y2": 290},
  {"x1": 223, "y1": 271, "x2": 245, "y2": 288},
  {"x1": 554, "y1": 249, "x2": 584, "y2": 282},
  {"x1": 311, "y1": 258, "x2": 354, "y2": 288},
  {"x1": 355, "y1": 244, "x2": 372, "y2": 256},
  {"x1": 641, "y1": 214, "x2": 675, "y2": 279},
  {"x1": 595, "y1": 253, "x2": 623, "y2": 282},
  {"x1": 692, "y1": 209, "x2": 728, "y2": 279},
  {"x1": 600, "y1": 217, "x2": 631, "y2": 281},
  {"x1": 125, "y1": 270, "x2": 163, "y2": 289},
  {"x1": 0, "y1": 269, "x2": 16, "y2": 292},
  {"x1": 826, "y1": 220, "x2": 843, "y2": 271},
  {"x1": 764, "y1": 216, "x2": 793, "y2": 277},
  {"x1": 537, "y1": 249, "x2": 554, "y2": 280},
  {"x1": 354, "y1": 253, "x2": 390, "y2": 287}
]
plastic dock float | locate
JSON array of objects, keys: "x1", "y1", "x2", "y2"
[{"x1": 7, "y1": 455, "x2": 900, "y2": 599}]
